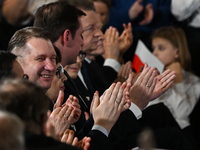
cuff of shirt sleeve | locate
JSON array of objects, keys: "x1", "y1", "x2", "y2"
[
  {"x1": 129, "y1": 102, "x2": 142, "y2": 119},
  {"x1": 92, "y1": 125, "x2": 108, "y2": 137},
  {"x1": 103, "y1": 58, "x2": 121, "y2": 72}
]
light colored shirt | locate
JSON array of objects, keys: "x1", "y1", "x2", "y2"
[
  {"x1": 171, "y1": 0, "x2": 200, "y2": 27},
  {"x1": 148, "y1": 70, "x2": 200, "y2": 129},
  {"x1": 92, "y1": 125, "x2": 108, "y2": 137}
]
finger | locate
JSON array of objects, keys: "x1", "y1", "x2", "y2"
[
  {"x1": 58, "y1": 104, "x2": 69, "y2": 117},
  {"x1": 64, "y1": 105, "x2": 73, "y2": 119},
  {"x1": 84, "y1": 137, "x2": 91, "y2": 150},
  {"x1": 146, "y1": 70, "x2": 157, "y2": 88},
  {"x1": 136, "y1": 64, "x2": 150, "y2": 84},
  {"x1": 157, "y1": 69, "x2": 171, "y2": 80},
  {"x1": 103, "y1": 83, "x2": 116, "y2": 101},
  {"x1": 123, "y1": 23, "x2": 128, "y2": 30},
  {"x1": 47, "y1": 110, "x2": 51, "y2": 117},
  {"x1": 84, "y1": 112, "x2": 90, "y2": 121},
  {"x1": 51, "y1": 107, "x2": 62, "y2": 115},
  {"x1": 119, "y1": 94, "x2": 131, "y2": 111},
  {"x1": 141, "y1": 67, "x2": 155, "y2": 86},
  {"x1": 66, "y1": 130, "x2": 75, "y2": 144},
  {"x1": 115, "y1": 82, "x2": 125, "y2": 105},
  {"x1": 161, "y1": 73, "x2": 176, "y2": 88},
  {"x1": 72, "y1": 96, "x2": 79, "y2": 105},
  {"x1": 54, "y1": 90, "x2": 64, "y2": 109},
  {"x1": 61, "y1": 129, "x2": 70, "y2": 143},
  {"x1": 63, "y1": 95, "x2": 73, "y2": 107},
  {"x1": 93, "y1": 91, "x2": 100, "y2": 109},
  {"x1": 110, "y1": 82, "x2": 121, "y2": 104},
  {"x1": 72, "y1": 137, "x2": 79, "y2": 146},
  {"x1": 149, "y1": 77, "x2": 157, "y2": 94},
  {"x1": 110, "y1": 27, "x2": 116, "y2": 43},
  {"x1": 160, "y1": 71, "x2": 176, "y2": 84},
  {"x1": 126, "y1": 73, "x2": 133, "y2": 85}
]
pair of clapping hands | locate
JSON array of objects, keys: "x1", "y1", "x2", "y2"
[{"x1": 45, "y1": 63, "x2": 176, "y2": 150}]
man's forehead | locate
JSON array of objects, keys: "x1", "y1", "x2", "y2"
[
  {"x1": 81, "y1": 10, "x2": 97, "y2": 27},
  {"x1": 25, "y1": 37, "x2": 56, "y2": 56}
]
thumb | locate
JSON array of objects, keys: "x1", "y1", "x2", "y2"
[
  {"x1": 54, "y1": 90, "x2": 64, "y2": 109},
  {"x1": 47, "y1": 110, "x2": 52, "y2": 118},
  {"x1": 84, "y1": 112, "x2": 90, "y2": 121},
  {"x1": 92, "y1": 91, "x2": 100, "y2": 110}
]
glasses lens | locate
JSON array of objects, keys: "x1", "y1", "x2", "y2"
[
  {"x1": 79, "y1": 50, "x2": 86, "y2": 61},
  {"x1": 56, "y1": 66, "x2": 61, "y2": 78}
]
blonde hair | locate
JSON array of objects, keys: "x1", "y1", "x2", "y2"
[{"x1": 152, "y1": 26, "x2": 191, "y2": 71}]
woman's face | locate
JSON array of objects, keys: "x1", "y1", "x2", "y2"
[
  {"x1": 94, "y1": 1, "x2": 108, "y2": 25},
  {"x1": 152, "y1": 37, "x2": 179, "y2": 67},
  {"x1": 64, "y1": 56, "x2": 82, "y2": 79},
  {"x1": 46, "y1": 63, "x2": 67, "y2": 103}
]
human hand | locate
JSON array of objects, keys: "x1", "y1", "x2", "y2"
[
  {"x1": 45, "y1": 119, "x2": 60, "y2": 141},
  {"x1": 129, "y1": 0, "x2": 143, "y2": 20},
  {"x1": 129, "y1": 64, "x2": 157, "y2": 110},
  {"x1": 47, "y1": 104, "x2": 73, "y2": 136},
  {"x1": 54, "y1": 91, "x2": 81, "y2": 125},
  {"x1": 115, "y1": 61, "x2": 132, "y2": 83},
  {"x1": 84, "y1": 112, "x2": 90, "y2": 121},
  {"x1": 63, "y1": 95, "x2": 81, "y2": 125},
  {"x1": 151, "y1": 69, "x2": 176, "y2": 100},
  {"x1": 93, "y1": 83, "x2": 131, "y2": 134},
  {"x1": 165, "y1": 62, "x2": 182, "y2": 83},
  {"x1": 61, "y1": 129, "x2": 91, "y2": 150},
  {"x1": 118, "y1": 23, "x2": 133, "y2": 55},
  {"x1": 103, "y1": 26, "x2": 119, "y2": 60},
  {"x1": 139, "y1": 3, "x2": 154, "y2": 25}
]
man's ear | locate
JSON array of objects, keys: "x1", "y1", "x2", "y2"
[{"x1": 63, "y1": 29, "x2": 73, "y2": 47}]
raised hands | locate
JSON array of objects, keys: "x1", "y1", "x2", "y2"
[
  {"x1": 139, "y1": 3, "x2": 154, "y2": 25},
  {"x1": 129, "y1": 64, "x2": 157, "y2": 110},
  {"x1": 92, "y1": 83, "x2": 131, "y2": 134},
  {"x1": 151, "y1": 69, "x2": 176, "y2": 100},
  {"x1": 61, "y1": 129, "x2": 91, "y2": 150},
  {"x1": 129, "y1": 0, "x2": 143, "y2": 20},
  {"x1": 47, "y1": 91, "x2": 81, "y2": 136},
  {"x1": 118, "y1": 23, "x2": 133, "y2": 55},
  {"x1": 103, "y1": 26, "x2": 119, "y2": 60},
  {"x1": 115, "y1": 61, "x2": 133, "y2": 83}
]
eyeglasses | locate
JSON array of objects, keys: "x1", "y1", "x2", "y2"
[
  {"x1": 56, "y1": 64, "x2": 64, "y2": 78},
  {"x1": 78, "y1": 50, "x2": 86, "y2": 61},
  {"x1": 22, "y1": 74, "x2": 29, "y2": 80}
]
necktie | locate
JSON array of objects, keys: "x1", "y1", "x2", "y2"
[{"x1": 81, "y1": 63, "x2": 95, "y2": 97}]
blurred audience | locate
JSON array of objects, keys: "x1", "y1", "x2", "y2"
[{"x1": 0, "y1": 111, "x2": 24, "y2": 150}]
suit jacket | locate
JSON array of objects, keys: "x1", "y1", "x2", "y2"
[
  {"x1": 95, "y1": 55, "x2": 118, "y2": 85},
  {"x1": 25, "y1": 130, "x2": 113, "y2": 150},
  {"x1": 25, "y1": 130, "x2": 80, "y2": 150}
]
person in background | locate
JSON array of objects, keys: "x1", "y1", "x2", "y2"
[
  {"x1": 149, "y1": 26, "x2": 200, "y2": 149},
  {"x1": 0, "y1": 111, "x2": 24, "y2": 150},
  {"x1": 0, "y1": 51, "x2": 25, "y2": 80}
]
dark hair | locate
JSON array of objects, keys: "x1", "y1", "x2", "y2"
[
  {"x1": 34, "y1": 1, "x2": 85, "y2": 43},
  {"x1": 0, "y1": 51, "x2": 17, "y2": 80},
  {"x1": 0, "y1": 79, "x2": 50, "y2": 132},
  {"x1": 54, "y1": 45, "x2": 61, "y2": 64},
  {"x1": 64, "y1": 0, "x2": 96, "y2": 11},
  {"x1": 8, "y1": 27, "x2": 52, "y2": 55},
  {"x1": 90, "y1": 0, "x2": 111, "y2": 9}
]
